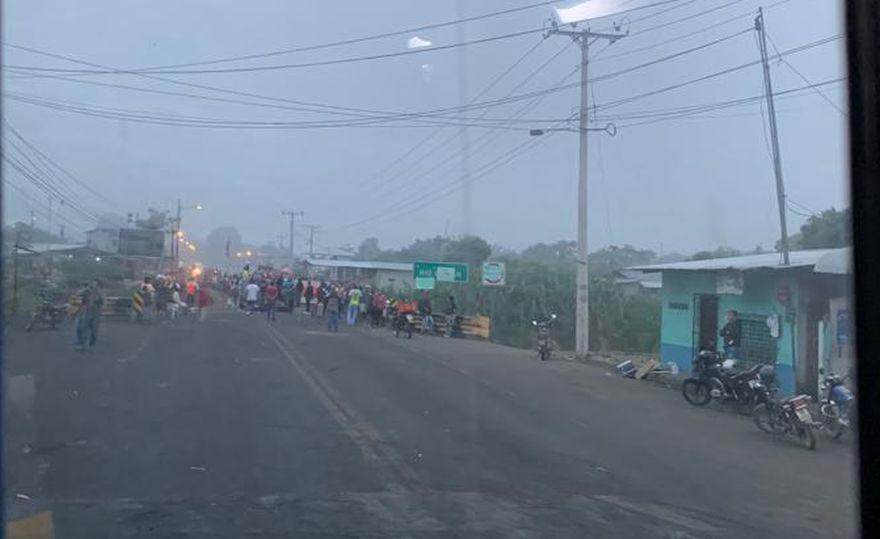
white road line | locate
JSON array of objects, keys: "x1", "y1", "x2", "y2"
[{"x1": 264, "y1": 324, "x2": 420, "y2": 491}]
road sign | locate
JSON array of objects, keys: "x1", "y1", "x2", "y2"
[
  {"x1": 413, "y1": 261, "x2": 469, "y2": 283},
  {"x1": 481, "y1": 261, "x2": 506, "y2": 286},
  {"x1": 415, "y1": 276, "x2": 435, "y2": 290}
]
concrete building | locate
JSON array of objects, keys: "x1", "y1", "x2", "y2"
[
  {"x1": 303, "y1": 258, "x2": 413, "y2": 290},
  {"x1": 631, "y1": 248, "x2": 853, "y2": 396}
]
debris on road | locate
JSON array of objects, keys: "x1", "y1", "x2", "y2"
[{"x1": 190, "y1": 466, "x2": 207, "y2": 472}]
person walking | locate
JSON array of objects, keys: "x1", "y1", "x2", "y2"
[
  {"x1": 282, "y1": 276, "x2": 295, "y2": 314},
  {"x1": 346, "y1": 285, "x2": 362, "y2": 325},
  {"x1": 244, "y1": 280, "x2": 260, "y2": 316},
  {"x1": 264, "y1": 280, "x2": 279, "y2": 321},
  {"x1": 185, "y1": 278, "x2": 198, "y2": 307},
  {"x1": 326, "y1": 291, "x2": 341, "y2": 332},
  {"x1": 294, "y1": 278, "x2": 304, "y2": 310},
  {"x1": 74, "y1": 280, "x2": 104, "y2": 351}
]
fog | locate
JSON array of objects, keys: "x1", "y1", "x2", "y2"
[{"x1": 2, "y1": 0, "x2": 849, "y2": 256}]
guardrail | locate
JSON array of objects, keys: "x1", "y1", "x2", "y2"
[{"x1": 400, "y1": 313, "x2": 491, "y2": 340}]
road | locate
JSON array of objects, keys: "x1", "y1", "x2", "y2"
[{"x1": 3, "y1": 308, "x2": 857, "y2": 538}]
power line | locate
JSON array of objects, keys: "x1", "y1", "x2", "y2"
[
  {"x1": 2, "y1": 120, "x2": 117, "y2": 210},
  {"x1": 360, "y1": 36, "x2": 547, "y2": 189},
  {"x1": 4, "y1": 27, "x2": 548, "y2": 75},
  {"x1": 765, "y1": 32, "x2": 848, "y2": 116}
]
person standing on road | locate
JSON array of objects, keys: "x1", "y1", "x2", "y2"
[
  {"x1": 244, "y1": 280, "x2": 260, "y2": 316},
  {"x1": 444, "y1": 295, "x2": 457, "y2": 337},
  {"x1": 346, "y1": 285, "x2": 362, "y2": 325},
  {"x1": 74, "y1": 280, "x2": 104, "y2": 351},
  {"x1": 282, "y1": 276, "x2": 295, "y2": 314},
  {"x1": 418, "y1": 291, "x2": 434, "y2": 334},
  {"x1": 720, "y1": 309, "x2": 742, "y2": 359},
  {"x1": 304, "y1": 281, "x2": 314, "y2": 315},
  {"x1": 294, "y1": 278, "x2": 304, "y2": 309},
  {"x1": 197, "y1": 285, "x2": 213, "y2": 322},
  {"x1": 326, "y1": 291, "x2": 341, "y2": 332},
  {"x1": 185, "y1": 278, "x2": 198, "y2": 307},
  {"x1": 264, "y1": 280, "x2": 279, "y2": 321}
]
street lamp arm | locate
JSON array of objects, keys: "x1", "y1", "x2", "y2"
[{"x1": 529, "y1": 122, "x2": 616, "y2": 136}]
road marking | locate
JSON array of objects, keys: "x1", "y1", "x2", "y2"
[
  {"x1": 264, "y1": 324, "x2": 419, "y2": 491},
  {"x1": 6, "y1": 511, "x2": 54, "y2": 539}
]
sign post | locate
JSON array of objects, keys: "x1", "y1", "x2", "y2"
[
  {"x1": 481, "y1": 261, "x2": 506, "y2": 286},
  {"x1": 413, "y1": 261, "x2": 469, "y2": 290}
]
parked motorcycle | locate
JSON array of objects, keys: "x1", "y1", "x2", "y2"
[
  {"x1": 752, "y1": 392, "x2": 816, "y2": 450},
  {"x1": 816, "y1": 369, "x2": 854, "y2": 440},
  {"x1": 680, "y1": 350, "x2": 765, "y2": 409},
  {"x1": 531, "y1": 314, "x2": 556, "y2": 361},
  {"x1": 25, "y1": 295, "x2": 68, "y2": 332}
]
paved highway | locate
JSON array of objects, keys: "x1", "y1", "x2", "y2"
[{"x1": 3, "y1": 309, "x2": 857, "y2": 537}]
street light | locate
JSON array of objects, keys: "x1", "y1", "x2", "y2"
[{"x1": 529, "y1": 123, "x2": 617, "y2": 137}]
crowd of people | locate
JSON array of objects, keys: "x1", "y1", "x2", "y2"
[{"x1": 218, "y1": 265, "x2": 460, "y2": 335}]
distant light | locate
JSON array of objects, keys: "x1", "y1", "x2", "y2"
[
  {"x1": 407, "y1": 36, "x2": 432, "y2": 49},
  {"x1": 236, "y1": 252, "x2": 242, "y2": 257},
  {"x1": 188, "y1": 244, "x2": 197, "y2": 252},
  {"x1": 555, "y1": 0, "x2": 629, "y2": 25},
  {"x1": 245, "y1": 250, "x2": 252, "y2": 257},
  {"x1": 191, "y1": 267, "x2": 203, "y2": 277},
  {"x1": 177, "y1": 231, "x2": 184, "y2": 238},
  {"x1": 194, "y1": 204, "x2": 204, "y2": 210},
  {"x1": 95, "y1": 256, "x2": 102, "y2": 262}
]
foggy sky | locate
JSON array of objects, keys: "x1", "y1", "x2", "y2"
[{"x1": 2, "y1": 0, "x2": 849, "y2": 256}]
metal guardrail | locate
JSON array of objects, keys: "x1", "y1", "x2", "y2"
[{"x1": 401, "y1": 313, "x2": 491, "y2": 340}]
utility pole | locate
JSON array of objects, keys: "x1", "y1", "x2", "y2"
[
  {"x1": 756, "y1": 8, "x2": 790, "y2": 265},
  {"x1": 174, "y1": 198, "x2": 182, "y2": 261},
  {"x1": 47, "y1": 195, "x2": 53, "y2": 240},
  {"x1": 549, "y1": 22, "x2": 624, "y2": 359},
  {"x1": 282, "y1": 210, "x2": 304, "y2": 261},
  {"x1": 457, "y1": 0, "x2": 473, "y2": 235},
  {"x1": 301, "y1": 224, "x2": 319, "y2": 258}
]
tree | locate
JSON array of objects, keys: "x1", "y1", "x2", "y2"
[
  {"x1": 794, "y1": 207, "x2": 851, "y2": 249},
  {"x1": 204, "y1": 226, "x2": 243, "y2": 265},
  {"x1": 442, "y1": 235, "x2": 491, "y2": 268},
  {"x1": 356, "y1": 237, "x2": 382, "y2": 260},
  {"x1": 589, "y1": 244, "x2": 656, "y2": 276}
]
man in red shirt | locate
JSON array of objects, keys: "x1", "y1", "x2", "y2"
[{"x1": 264, "y1": 281, "x2": 280, "y2": 322}]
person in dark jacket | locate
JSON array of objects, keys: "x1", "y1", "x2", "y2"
[{"x1": 719, "y1": 309, "x2": 742, "y2": 359}]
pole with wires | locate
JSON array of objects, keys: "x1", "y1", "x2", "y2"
[
  {"x1": 756, "y1": 8, "x2": 790, "y2": 265},
  {"x1": 282, "y1": 210, "x2": 304, "y2": 261},
  {"x1": 548, "y1": 22, "x2": 624, "y2": 359}
]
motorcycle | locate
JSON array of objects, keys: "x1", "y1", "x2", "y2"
[
  {"x1": 531, "y1": 314, "x2": 556, "y2": 361},
  {"x1": 25, "y1": 295, "x2": 68, "y2": 332},
  {"x1": 752, "y1": 391, "x2": 817, "y2": 450},
  {"x1": 816, "y1": 369, "x2": 854, "y2": 440},
  {"x1": 392, "y1": 311, "x2": 414, "y2": 339},
  {"x1": 680, "y1": 350, "x2": 766, "y2": 409}
]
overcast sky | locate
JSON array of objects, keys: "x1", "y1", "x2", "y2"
[{"x1": 2, "y1": 0, "x2": 848, "y2": 256}]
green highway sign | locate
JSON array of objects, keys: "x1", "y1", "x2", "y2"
[{"x1": 413, "y1": 261, "x2": 469, "y2": 283}]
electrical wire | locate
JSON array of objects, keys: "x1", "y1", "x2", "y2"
[
  {"x1": 765, "y1": 32, "x2": 848, "y2": 116},
  {"x1": 4, "y1": 28, "x2": 548, "y2": 75}
]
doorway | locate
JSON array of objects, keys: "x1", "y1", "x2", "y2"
[{"x1": 693, "y1": 294, "x2": 719, "y2": 354}]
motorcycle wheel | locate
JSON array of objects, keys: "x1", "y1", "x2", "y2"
[
  {"x1": 796, "y1": 423, "x2": 817, "y2": 450},
  {"x1": 681, "y1": 379, "x2": 711, "y2": 406},
  {"x1": 752, "y1": 403, "x2": 774, "y2": 433}
]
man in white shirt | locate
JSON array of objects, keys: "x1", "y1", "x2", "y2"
[{"x1": 244, "y1": 281, "x2": 260, "y2": 316}]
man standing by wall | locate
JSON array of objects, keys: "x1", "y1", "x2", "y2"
[{"x1": 720, "y1": 309, "x2": 742, "y2": 359}]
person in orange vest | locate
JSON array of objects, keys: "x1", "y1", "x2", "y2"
[{"x1": 185, "y1": 278, "x2": 199, "y2": 307}]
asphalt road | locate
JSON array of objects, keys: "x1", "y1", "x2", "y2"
[{"x1": 3, "y1": 308, "x2": 858, "y2": 538}]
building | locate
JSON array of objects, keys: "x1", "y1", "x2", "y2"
[
  {"x1": 630, "y1": 248, "x2": 853, "y2": 396},
  {"x1": 304, "y1": 258, "x2": 413, "y2": 290},
  {"x1": 86, "y1": 228, "x2": 165, "y2": 257},
  {"x1": 611, "y1": 269, "x2": 662, "y2": 296}
]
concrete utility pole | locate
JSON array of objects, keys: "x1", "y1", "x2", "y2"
[
  {"x1": 282, "y1": 210, "x2": 304, "y2": 260},
  {"x1": 756, "y1": 8, "x2": 791, "y2": 265},
  {"x1": 549, "y1": 23, "x2": 624, "y2": 358},
  {"x1": 174, "y1": 198, "x2": 182, "y2": 261},
  {"x1": 301, "y1": 224, "x2": 319, "y2": 258},
  {"x1": 457, "y1": 0, "x2": 473, "y2": 235}
]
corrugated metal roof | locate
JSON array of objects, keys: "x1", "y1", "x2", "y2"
[
  {"x1": 629, "y1": 248, "x2": 842, "y2": 272},
  {"x1": 16, "y1": 243, "x2": 88, "y2": 254},
  {"x1": 304, "y1": 258, "x2": 413, "y2": 272}
]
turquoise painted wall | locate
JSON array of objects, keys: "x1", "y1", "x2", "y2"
[{"x1": 659, "y1": 269, "x2": 804, "y2": 395}]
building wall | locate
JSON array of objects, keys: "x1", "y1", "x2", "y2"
[
  {"x1": 659, "y1": 269, "x2": 803, "y2": 395},
  {"x1": 86, "y1": 229, "x2": 119, "y2": 253}
]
